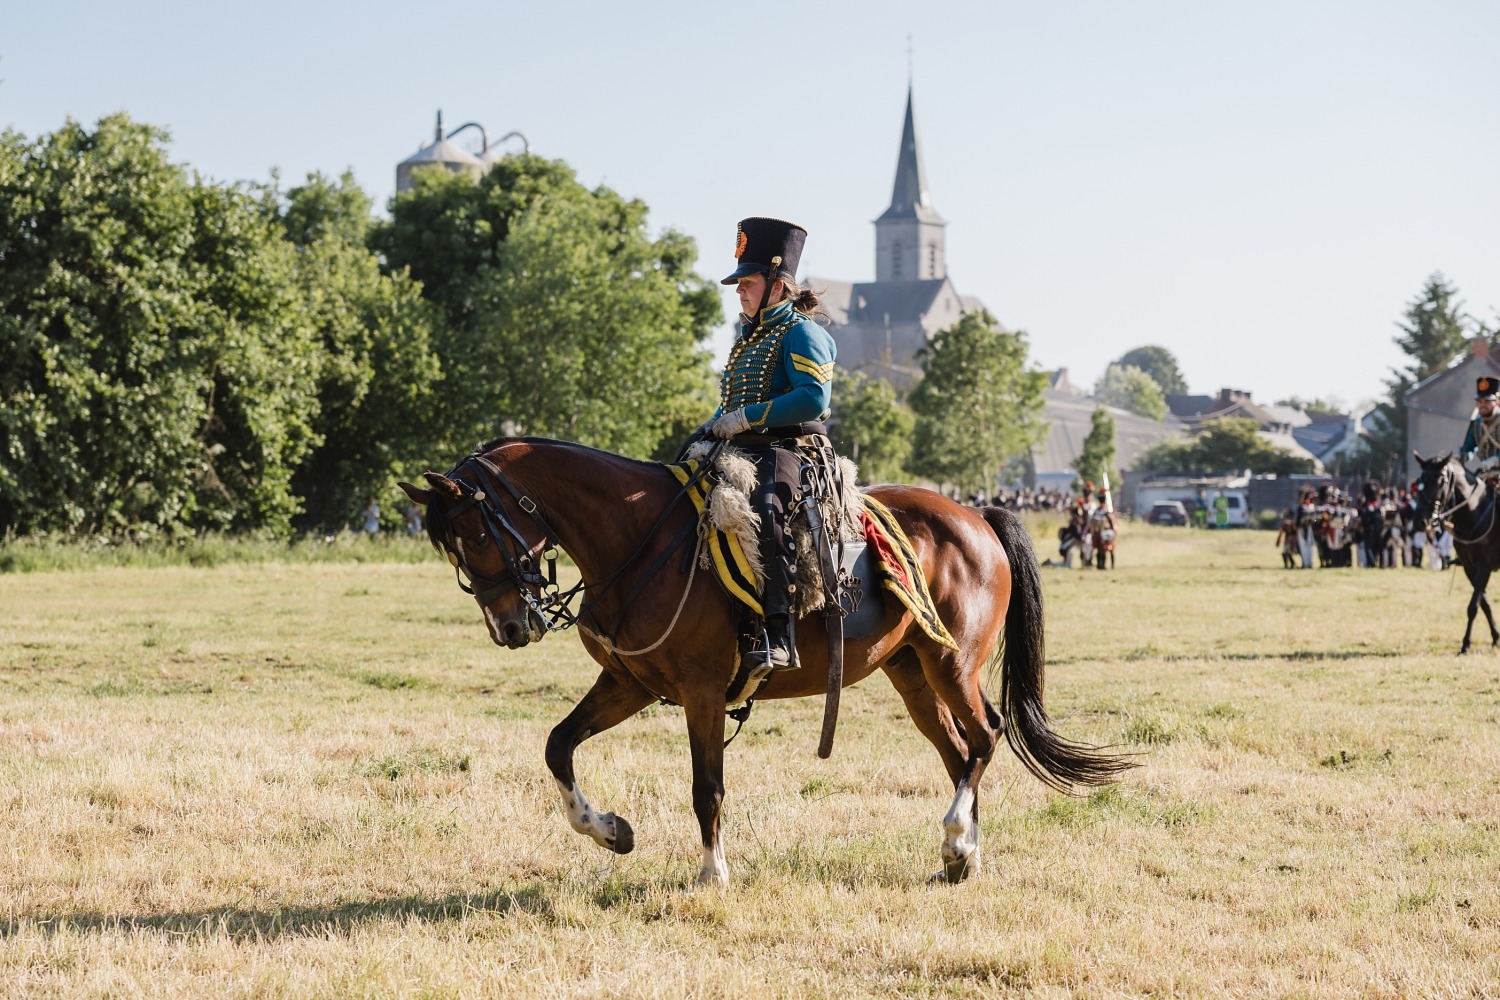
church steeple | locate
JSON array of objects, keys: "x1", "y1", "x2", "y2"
[{"x1": 875, "y1": 86, "x2": 947, "y2": 282}]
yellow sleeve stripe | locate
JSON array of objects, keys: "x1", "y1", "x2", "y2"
[
  {"x1": 791, "y1": 355, "x2": 834, "y2": 382},
  {"x1": 790, "y1": 352, "x2": 833, "y2": 372}
]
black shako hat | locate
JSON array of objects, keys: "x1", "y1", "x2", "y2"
[
  {"x1": 720, "y1": 217, "x2": 808, "y2": 285},
  {"x1": 1478, "y1": 376, "x2": 1499, "y2": 400}
]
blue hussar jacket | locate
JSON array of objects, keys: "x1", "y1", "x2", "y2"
[
  {"x1": 1462, "y1": 411, "x2": 1500, "y2": 463},
  {"x1": 713, "y1": 298, "x2": 837, "y2": 430}
]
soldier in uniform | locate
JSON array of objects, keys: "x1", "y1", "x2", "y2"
[
  {"x1": 1358, "y1": 480, "x2": 1385, "y2": 569},
  {"x1": 1461, "y1": 375, "x2": 1500, "y2": 470},
  {"x1": 699, "y1": 217, "x2": 837, "y2": 672}
]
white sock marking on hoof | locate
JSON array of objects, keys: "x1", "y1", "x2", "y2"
[
  {"x1": 697, "y1": 841, "x2": 729, "y2": 886},
  {"x1": 555, "y1": 778, "x2": 619, "y2": 851},
  {"x1": 940, "y1": 785, "x2": 979, "y2": 872}
]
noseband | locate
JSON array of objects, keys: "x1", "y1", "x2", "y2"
[{"x1": 436, "y1": 454, "x2": 581, "y2": 635}]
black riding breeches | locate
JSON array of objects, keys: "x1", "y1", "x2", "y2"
[{"x1": 745, "y1": 445, "x2": 801, "y2": 620}]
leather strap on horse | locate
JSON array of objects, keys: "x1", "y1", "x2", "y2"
[{"x1": 799, "y1": 475, "x2": 846, "y2": 759}]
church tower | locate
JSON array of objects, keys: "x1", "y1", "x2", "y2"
[{"x1": 874, "y1": 87, "x2": 946, "y2": 282}]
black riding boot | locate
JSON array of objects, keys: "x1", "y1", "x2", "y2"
[{"x1": 747, "y1": 547, "x2": 796, "y2": 671}]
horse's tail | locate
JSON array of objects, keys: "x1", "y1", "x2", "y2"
[{"x1": 981, "y1": 507, "x2": 1138, "y2": 792}]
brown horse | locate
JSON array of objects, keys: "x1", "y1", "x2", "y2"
[{"x1": 399, "y1": 438, "x2": 1133, "y2": 885}]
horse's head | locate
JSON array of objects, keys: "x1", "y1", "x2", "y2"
[
  {"x1": 399, "y1": 457, "x2": 554, "y2": 649},
  {"x1": 1411, "y1": 451, "x2": 1466, "y2": 529}
]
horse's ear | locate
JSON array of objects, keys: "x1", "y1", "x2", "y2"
[
  {"x1": 397, "y1": 481, "x2": 430, "y2": 507},
  {"x1": 1412, "y1": 450, "x2": 1424, "y2": 464},
  {"x1": 422, "y1": 471, "x2": 463, "y2": 501}
]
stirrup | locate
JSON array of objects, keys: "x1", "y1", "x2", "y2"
[{"x1": 743, "y1": 622, "x2": 794, "y2": 672}]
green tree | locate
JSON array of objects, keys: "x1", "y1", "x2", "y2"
[
  {"x1": 829, "y1": 371, "x2": 914, "y2": 483},
  {"x1": 1073, "y1": 406, "x2": 1117, "y2": 492},
  {"x1": 1274, "y1": 395, "x2": 1345, "y2": 417},
  {"x1": 1094, "y1": 363, "x2": 1168, "y2": 420},
  {"x1": 272, "y1": 172, "x2": 443, "y2": 531},
  {"x1": 907, "y1": 311, "x2": 1048, "y2": 494},
  {"x1": 1117, "y1": 345, "x2": 1187, "y2": 395},
  {"x1": 1364, "y1": 273, "x2": 1472, "y2": 475},
  {"x1": 479, "y1": 192, "x2": 717, "y2": 457},
  {"x1": 372, "y1": 156, "x2": 719, "y2": 458},
  {"x1": 0, "y1": 115, "x2": 322, "y2": 535},
  {"x1": 1135, "y1": 417, "x2": 1314, "y2": 476}
]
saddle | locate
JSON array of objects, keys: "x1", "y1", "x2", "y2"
[
  {"x1": 668, "y1": 443, "x2": 960, "y2": 755},
  {"x1": 681, "y1": 438, "x2": 864, "y2": 617}
]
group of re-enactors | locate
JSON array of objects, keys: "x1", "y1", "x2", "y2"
[
  {"x1": 1276, "y1": 483, "x2": 1448, "y2": 570},
  {"x1": 1274, "y1": 374, "x2": 1500, "y2": 570},
  {"x1": 1059, "y1": 483, "x2": 1118, "y2": 570}
]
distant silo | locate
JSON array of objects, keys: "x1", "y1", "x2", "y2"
[
  {"x1": 479, "y1": 130, "x2": 532, "y2": 170},
  {"x1": 396, "y1": 110, "x2": 483, "y2": 193}
]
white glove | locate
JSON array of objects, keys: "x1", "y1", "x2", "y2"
[
  {"x1": 1479, "y1": 455, "x2": 1499, "y2": 472},
  {"x1": 709, "y1": 408, "x2": 751, "y2": 439}
]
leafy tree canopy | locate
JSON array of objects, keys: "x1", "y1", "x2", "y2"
[
  {"x1": 268, "y1": 171, "x2": 443, "y2": 531},
  {"x1": 907, "y1": 311, "x2": 1049, "y2": 494},
  {"x1": 1364, "y1": 273, "x2": 1473, "y2": 477},
  {"x1": 1274, "y1": 395, "x2": 1346, "y2": 417},
  {"x1": 372, "y1": 157, "x2": 719, "y2": 458},
  {"x1": 1116, "y1": 345, "x2": 1187, "y2": 396},
  {"x1": 1094, "y1": 363, "x2": 1168, "y2": 421},
  {"x1": 1074, "y1": 406, "x2": 1117, "y2": 493},
  {"x1": 1135, "y1": 416, "x2": 1313, "y2": 476},
  {"x1": 0, "y1": 115, "x2": 323, "y2": 535},
  {"x1": 829, "y1": 371, "x2": 914, "y2": 484}
]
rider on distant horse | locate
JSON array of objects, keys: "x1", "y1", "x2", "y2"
[
  {"x1": 696, "y1": 217, "x2": 837, "y2": 672},
  {"x1": 1461, "y1": 375, "x2": 1500, "y2": 473}
]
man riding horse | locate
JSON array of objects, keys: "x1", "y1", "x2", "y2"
[
  {"x1": 1461, "y1": 375, "x2": 1500, "y2": 473},
  {"x1": 693, "y1": 217, "x2": 837, "y2": 673}
]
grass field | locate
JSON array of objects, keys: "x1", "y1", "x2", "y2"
[{"x1": 2, "y1": 523, "x2": 1497, "y2": 998}]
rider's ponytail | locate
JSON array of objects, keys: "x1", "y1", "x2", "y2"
[{"x1": 778, "y1": 278, "x2": 825, "y2": 320}]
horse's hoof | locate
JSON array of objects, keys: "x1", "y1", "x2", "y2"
[
  {"x1": 937, "y1": 854, "x2": 973, "y2": 884},
  {"x1": 610, "y1": 816, "x2": 635, "y2": 855},
  {"x1": 928, "y1": 861, "x2": 970, "y2": 885}
]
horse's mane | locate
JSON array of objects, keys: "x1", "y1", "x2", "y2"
[
  {"x1": 473, "y1": 435, "x2": 664, "y2": 472},
  {"x1": 421, "y1": 436, "x2": 675, "y2": 555}
]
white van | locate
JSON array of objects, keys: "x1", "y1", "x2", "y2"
[{"x1": 1207, "y1": 490, "x2": 1250, "y2": 528}]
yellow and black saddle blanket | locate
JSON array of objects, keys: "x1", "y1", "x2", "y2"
[{"x1": 666, "y1": 460, "x2": 959, "y2": 651}]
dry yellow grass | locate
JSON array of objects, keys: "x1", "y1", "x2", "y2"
[{"x1": 1, "y1": 525, "x2": 1497, "y2": 997}]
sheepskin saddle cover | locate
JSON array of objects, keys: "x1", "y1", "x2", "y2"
[{"x1": 683, "y1": 440, "x2": 862, "y2": 615}]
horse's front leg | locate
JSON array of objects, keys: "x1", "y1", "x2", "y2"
[
  {"x1": 1481, "y1": 592, "x2": 1500, "y2": 647},
  {"x1": 1463, "y1": 590, "x2": 1482, "y2": 655},
  {"x1": 683, "y1": 696, "x2": 729, "y2": 886},
  {"x1": 545, "y1": 669, "x2": 656, "y2": 855}
]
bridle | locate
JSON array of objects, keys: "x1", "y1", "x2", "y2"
[
  {"x1": 1424, "y1": 460, "x2": 1498, "y2": 546},
  {"x1": 430, "y1": 443, "x2": 721, "y2": 646},
  {"x1": 434, "y1": 453, "x2": 582, "y2": 635}
]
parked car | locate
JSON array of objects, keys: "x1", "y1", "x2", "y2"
[{"x1": 1146, "y1": 500, "x2": 1189, "y2": 526}]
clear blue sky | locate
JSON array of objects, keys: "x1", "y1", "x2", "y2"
[{"x1": 6, "y1": 1, "x2": 1498, "y2": 411}]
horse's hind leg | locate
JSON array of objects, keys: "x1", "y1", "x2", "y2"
[
  {"x1": 883, "y1": 648, "x2": 969, "y2": 787},
  {"x1": 891, "y1": 644, "x2": 1001, "y2": 884},
  {"x1": 883, "y1": 651, "x2": 980, "y2": 883},
  {"x1": 545, "y1": 669, "x2": 656, "y2": 856}
]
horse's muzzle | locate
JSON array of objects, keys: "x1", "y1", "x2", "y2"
[{"x1": 495, "y1": 620, "x2": 530, "y2": 648}]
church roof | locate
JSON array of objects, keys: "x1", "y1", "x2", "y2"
[
  {"x1": 816, "y1": 278, "x2": 952, "y2": 328},
  {"x1": 876, "y1": 87, "x2": 945, "y2": 226}
]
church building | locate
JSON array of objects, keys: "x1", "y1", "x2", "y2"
[{"x1": 812, "y1": 89, "x2": 992, "y2": 387}]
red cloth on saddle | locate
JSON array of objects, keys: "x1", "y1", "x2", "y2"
[{"x1": 862, "y1": 508, "x2": 912, "y2": 594}]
